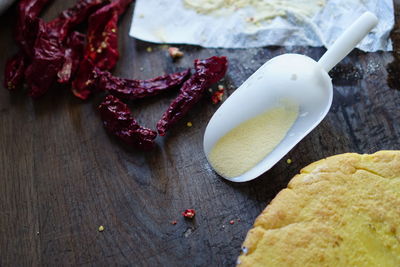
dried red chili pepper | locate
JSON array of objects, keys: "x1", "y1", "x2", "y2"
[
  {"x1": 15, "y1": 0, "x2": 54, "y2": 56},
  {"x1": 45, "y1": 0, "x2": 106, "y2": 42},
  {"x1": 24, "y1": 20, "x2": 66, "y2": 98},
  {"x1": 58, "y1": 31, "x2": 86, "y2": 84},
  {"x1": 98, "y1": 95, "x2": 157, "y2": 150},
  {"x1": 4, "y1": 53, "x2": 26, "y2": 90},
  {"x1": 4, "y1": 0, "x2": 53, "y2": 90},
  {"x1": 94, "y1": 68, "x2": 191, "y2": 100},
  {"x1": 17, "y1": 0, "x2": 52, "y2": 21},
  {"x1": 23, "y1": 21, "x2": 64, "y2": 97},
  {"x1": 182, "y1": 209, "x2": 196, "y2": 219},
  {"x1": 47, "y1": 0, "x2": 108, "y2": 83},
  {"x1": 72, "y1": 0, "x2": 133, "y2": 99},
  {"x1": 157, "y1": 56, "x2": 228, "y2": 136},
  {"x1": 24, "y1": 0, "x2": 109, "y2": 97}
]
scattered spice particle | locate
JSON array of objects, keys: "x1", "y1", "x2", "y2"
[
  {"x1": 146, "y1": 47, "x2": 152, "y2": 52},
  {"x1": 287, "y1": 159, "x2": 292, "y2": 164},
  {"x1": 230, "y1": 220, "x2": 235, "y2": 225},
  {"x1": 171, "y1": 220, "x2": 177, "y2": 225},
  {"x1": 211, "y1": 87, "x2": 225, "y2": 104},
  {"x1": 168, "y1": 47, "x2": 184, "y2": 59},
  {"x1": 246, "y1": 17, "x2": 255, "y2": 23},
  {"x1": 182, "y1": 209, "x2": 196, "y2": 219},
  {"x1": 98, "y1": 225, "x2": 105, "y2": 232},
  {"x1": 187, "y1": 122, "x2": 193, "y2": 127}
]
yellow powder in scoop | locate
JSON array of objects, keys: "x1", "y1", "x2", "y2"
[{"x1": 209, "y1": 104, "x2": 298, "y2": 178}]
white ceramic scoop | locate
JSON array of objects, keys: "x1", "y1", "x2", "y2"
[{"x1": 203, "y1": 12, "x2": 378, "y2": 182}]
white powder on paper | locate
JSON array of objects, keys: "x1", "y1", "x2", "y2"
[
  {"x1": 130, "y1": 0, "x2": 394, "y2": 51},
  {"x1": 184, "y1": 0, "x2": 326, "y2": 23}
]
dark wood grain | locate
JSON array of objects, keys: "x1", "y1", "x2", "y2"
[{"x1": 1, "y1": 1, "x2": 400, "y2": 266}]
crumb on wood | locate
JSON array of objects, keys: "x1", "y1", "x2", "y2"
[{"x1": 168, "y1": 47, "x2": 184, "y2": 59}]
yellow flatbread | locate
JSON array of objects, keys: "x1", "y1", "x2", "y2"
[{"x1": 238, "y1": 151, "x2": 400, "y2": 267}]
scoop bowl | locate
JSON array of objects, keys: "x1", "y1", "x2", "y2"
[{"x1": 204, "y1": 12, "x2": 378, "y2": 182}]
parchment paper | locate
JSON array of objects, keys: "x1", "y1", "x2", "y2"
[{"x1": 129, "y1": 0, "x2": 394, "y2": 52}]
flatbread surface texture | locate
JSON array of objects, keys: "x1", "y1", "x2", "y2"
[{"x1": 238, "y1": 151, "x2": 400, "y2": 267}]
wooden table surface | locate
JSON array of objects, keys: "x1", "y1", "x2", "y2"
[{"x1": 1, "y1": 1, "x2": 400, "y2": 266}]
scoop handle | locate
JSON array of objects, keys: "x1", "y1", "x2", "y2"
[{"x1": 318, "y1": 12, "x2": 378, "y2": 72}]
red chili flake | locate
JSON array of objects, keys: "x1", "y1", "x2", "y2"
[
  {"x1": 157, "y1": 56, "x2": 228, "y2": 136},
  {"x1": 98, "y1": 95, "x2": 157, "y2": 150},
  {"x1": 72, "y1": 0, "x2": 133, "y2": 99},
  {"x1": 94, "y1": 68, "x2": 191, "y2": 100},
  {"x1": 229, "y1": 220, "x2": 235, "y2": 225},
  {"x1": 168, "y1": 47, "x2": 184, "y2": 59},
  {"x1": 182, "y1": 209, "x2": 196, "y2": 219},
  {"x1": 171, "y1": 220, "x2": 177, "y2": 225},
  {"x1": 211, "y1": 86, "x2": 224, "y2": 104}
]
